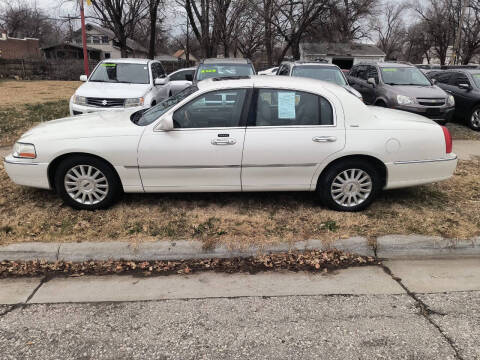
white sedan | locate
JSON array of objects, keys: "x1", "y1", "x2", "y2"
[{"x1": 4, "y1": 76, "x2": 457, "y2": 212}]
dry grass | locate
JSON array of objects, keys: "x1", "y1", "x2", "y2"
[
  {"x1": 0, "y1": 159, "x2": 479, "y2": 248},
  {"x1": 0, "y1": 80, "x2": 80, "y2": 106}
]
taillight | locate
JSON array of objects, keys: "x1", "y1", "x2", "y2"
[{"x1": 441, "y1": 126, "x2": 452, "y2": 154}]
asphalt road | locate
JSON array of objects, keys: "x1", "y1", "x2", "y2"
[{"x1": 1, "y1": 258, "x2": 480, "y2": 359}]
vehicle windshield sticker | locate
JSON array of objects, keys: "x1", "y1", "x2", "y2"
[
  {"x1": 102, "y1": 63, "x2": 116, "y2": 67},
  {"x1": 382, "y1": 68, "x2": 398, "y2": 72},
  {"x1": 201, "y1": 69, "x2": 217, "y2": 73},
  {"x1": 278, "y1": 91, "x2": 296, "y2": 119}
]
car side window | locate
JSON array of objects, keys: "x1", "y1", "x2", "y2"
[
  {"x1": 151, "y1": 63, "x2": 161, "y2": 80},
  {"x1": 453, "y1": 74, "x2": 470, "y2": 87},
  {"x1": 367, "y1": 66, "x2": 379, "y2": 83},
  {"x1": 433, "y1": 72, "x2": 452, "y2": 84},
  {"x1": 356, "y1": 66, "x2": 369, "y2": 80},
  {"x1": 170, "y1": 70, "x2": 193, "y2": 81},
  {"x1": 253, "y1": 89, "x2": 333, "y2": 127},
  {"x1": 349, "y1": 66, "x2": 358, "y2": 77},
  {"x1": 278, "y1": 65, "x2": 289, "y2": 76},
  {"x1": 172, "y1": 89, "x2": 247, "y2": 129}
]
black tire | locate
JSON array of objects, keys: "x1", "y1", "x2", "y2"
[
  {"x1": 151, "y1": 101, "x2": 156, "y2": 107},
  {"x1": 54, "y1": 155, "x2": 122, "y2": 210},
  {"x1": 318, "y1": 160, "x2": 381, "y2": 212},
  {"x1": 467, "y1": 105, "x2": 480, "y2": 131},
  {"x1": 169, "y1": 91, "x2": 173, "y2": 97},
  {"x1": 375, "y1": 101, "x2": 387, "y2": 107}
]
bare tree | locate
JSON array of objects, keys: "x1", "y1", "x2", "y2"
[
  {"x1": 460, "y1": 0, "x2": 480, "y2": 64},
  {"x1": 403, "y1": 21, "x2": 433, "y2": 63},
  {"x1": 371, "y1": 1, "x2": 407, "y2": 60},
  {"x1": 235, "y1": 5, "x2": 264, "y2": 58},
  {"x1": 90, "y1": 0, "x2": 149, "y2": 57}
]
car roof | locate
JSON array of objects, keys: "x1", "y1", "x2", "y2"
[
  {"x1": 201, "y1": 58, "x2": 252, "y2": 64},
  {"x1": 100, "y1": 58, "x2": 152, "y2": 64},
  {"x1": 171, "y1": 67, "x2": 196, "y2": 72},
  {"x1": 287, "y1": 62, "x2": 339, "y2": 68},
  {"x1": 356, "y1": 62, "x2": 413, "y2": 68},
  {"x1": 196, "y1": 75, "x2": 346, "y2": 95}
]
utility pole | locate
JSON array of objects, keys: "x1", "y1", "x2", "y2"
[
  {"x1": 186, "y1": 16, "x2": 190, "y2": 64},
  {"x1": 79, "y1": 0, "x2": 89, "y2": 76},
  {"x1": 451, "y1": 0, "x2": 468, "y2": 65}
]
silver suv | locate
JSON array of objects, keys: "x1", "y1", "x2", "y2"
[{"x1": 347, "y1": 62, "x2": 455, "y2": 124}]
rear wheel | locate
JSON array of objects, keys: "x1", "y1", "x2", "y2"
[
  {"x1": 318, "y1": 160, "x2": 380, "y2": 212},
  {"x1": 467, "y1": 106, "x2": 480, "y2": 131},
  {"x1": 54, "y1": 155, "x2": 121, "y2": 210}
]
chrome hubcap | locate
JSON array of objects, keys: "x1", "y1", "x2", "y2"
[
  {"x1": 64, "y1": 165, "x2": 109, "y2": 205},
  {"x1": 471, "y1": 110, "x2": 480, "y2": 128},
  {"x1": 331, "y1": 169, "x2": 372, "y2": 207}
]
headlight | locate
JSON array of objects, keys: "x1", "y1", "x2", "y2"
[
  {"x1": 447, "y1": 95, "x2": 455, "y2": 107},
  {"x1": 124, "y1": 97, "x2": 144, "y2": 107},
  {"x1": 396, "y1": 95, "x2": 415, "y2": 105},
  {"x1": 13, "y1": 142, "x2": 36, "y2": 159},
  {"x1": 73, "y1": 95, "x2": 87, "y2": 106}
]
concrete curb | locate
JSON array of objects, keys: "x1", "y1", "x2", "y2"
[{"x1": 0, "y1": 235, "x2": 479, "y2": 262}]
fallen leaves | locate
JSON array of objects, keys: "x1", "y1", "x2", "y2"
[{"x1": 0, "y1": 250, "x2": 379, "y2": 278}]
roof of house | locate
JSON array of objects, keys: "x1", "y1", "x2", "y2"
[
  {"x1": 301, "y1": 42, "x2": 386, "y2": 57},
  {"x1": 173, "y1": 49, "x2": 198, "y2": 61},
  {"x1": 73, "y1": 23, "x2": 148, "y2": 53},
  {"x1": 41, "y1": 42, "x2": 101, "y2": 52}
]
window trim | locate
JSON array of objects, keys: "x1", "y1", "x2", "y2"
[
  {"x1": 166, "y1": 88, "x2": 253, "y2": 131},
  {"x1": 247, "y1": 88, "x2": 337, "y2": 128}
]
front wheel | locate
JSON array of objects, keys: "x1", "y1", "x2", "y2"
[
  {"x1": 318, "y1": 160, "x2": 380, "y2": 212},
  {"x1": 54, "y1": 156, "x2": 121, "y2": 210},
  {"x1": 467, "y1": 106, "x2": 480, "y2": 131}
]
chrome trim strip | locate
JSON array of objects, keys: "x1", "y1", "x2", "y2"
[
  {"x1": 4, "y1": 159, "x2": 39, "y2": 166},
  {"x1": 126, "y1": 163, "x2": 317, "y2": 169},
  {"x1": 394, "y1": 156, "x2": 457, "y2": 165}
]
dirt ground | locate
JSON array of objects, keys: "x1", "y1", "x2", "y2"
[{"x1": 0, "y1": 80, "x2": 80, "y2": 106}]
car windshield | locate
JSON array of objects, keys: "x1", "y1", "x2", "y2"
[
  {"x1": 196, "y1": 63, "x2": 254, "y2": 81},
  {"x1": 380, "y1": 67, "x2": 431, "y2": 86},
  {"x1": 470, "y1": 73, "x2": 480, "y2": 88},
  {"x1": 89, "y1": 63, "x2": 150, "y2": 84},
  {"x1": 136, "y1": 85, "x2": 199, "y2": 126},
  {"x1": 292, "y1": 65, "x2": 347, "y2": 86}
]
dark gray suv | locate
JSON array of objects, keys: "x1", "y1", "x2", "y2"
[{"x1": 347, "y1": 62, "x2": 455, "y2": 124}]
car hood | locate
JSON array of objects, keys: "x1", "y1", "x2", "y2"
[
  {"x1": 75, "y1": 81, "x2": 152, "y2": 99},
  {"x1": 20, "y1": 110, "x2": 143, "y2": 141},
  {"x1": 368, "y1": 106, "x2": 437, "y2": 125},
  {"x1": 384, "y1": 84, "x2": 447, "y2": 98}
]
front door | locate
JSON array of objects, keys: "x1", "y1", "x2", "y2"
[
  {"x1": 241, "y1": 88, "x2": 346, "y2": 191},
  {"x1": 137, "y1": 88, "x2": 250, "y2": 192}
]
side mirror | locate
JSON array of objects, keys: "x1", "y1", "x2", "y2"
[
  {"x1": 79, "y1": 75, "x2": 87, "y2": 82},
  {"x1": 155, "y1": 77, "x2": 168, "y2": 86},
  {"x1": 459, "y1": 83, "x2": 471, "y2": 90},
  {"x1": 156, "y1": 114, "x2": 174, "y2": 131},
  {"x1": 367, "y1": 77, "x2": 376, "y2": 87},
  {"x1": 431, "y1": 78, "x2": 437, "y2": 85}
]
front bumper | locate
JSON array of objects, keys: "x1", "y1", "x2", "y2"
[
  {"x1": 3, "y1": 155, "x2": 50, "y2": 190},
  {"x1": 392, "y1": 105, "x2": 455, "y2": 122},
  {"x1": 385, "y1": 154, "x2": 458, "y2": 189},
  {"x1": 69, "y1": 102, "x2": 146, "y2": 116}
]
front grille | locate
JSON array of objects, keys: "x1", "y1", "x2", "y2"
[
  {"x1": 417, "y1": 98, "x2": 445, "y2": 106},
  {"x1": 86, "y1": 97, "x2": 125, "y2": 108}
]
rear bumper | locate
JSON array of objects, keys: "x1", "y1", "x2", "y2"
[
  {"x1": 3, "y1": 155, "x2": 50, "y2": 190},
  {"x1": 385, "y1": 154, "x2": 458, "y2": 189},
  {"x1": 393, "y1": 105, "x2": 455, "y2": 122}
]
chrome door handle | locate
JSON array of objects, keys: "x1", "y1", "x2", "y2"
[
  {"x1": 211, "y1": 138, "x2": 236, "y2": 145},
  {"x1": 313, "y1": 136, "x2": 337, "y2": 143}
]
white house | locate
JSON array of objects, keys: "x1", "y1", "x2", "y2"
[
  {"x1": 299, "y1": 42, "x2": 386, "y2": 69},
  {"x1": 72, "y1": 23, "x2": 148, "y2": 59}
]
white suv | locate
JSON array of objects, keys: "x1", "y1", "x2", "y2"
[{"x1": 69, "y1": 58, "x2": 170, "y2": 116}]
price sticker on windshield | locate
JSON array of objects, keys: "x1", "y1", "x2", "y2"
[
  {"x1": 102, "y1": 63, "x2": 117, "y2": 67},
  {"x1": 382, "y1": 68, "x2": 398, "y2": 72},
  {"x1": 201, "y1": 69, "x2": 217, "y2": 73},
  {"x1": 278, "y1": 91, "x2": 296, "y2": 119}
]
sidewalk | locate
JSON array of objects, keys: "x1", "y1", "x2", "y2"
[{"x1": 1, "y1": 257, "x2": 479, "y2": 359}]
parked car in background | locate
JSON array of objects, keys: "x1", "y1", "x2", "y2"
[
  {"x1": 429, "y1": 69, "x2": 480, "y2": 130},
  {"x1": 193, "y1": 58, "x2": 256, "y2": 83},
  {"x1": 167, "y1": 67, "x2": 196, "y2": 96},
  {"x1": 69, "y1": 58, "x2": 169, "y2": 116},
  {"x1": 258, "y1": 67, "x2": 278, "y2": 75},
  {"x1": 347, "y1": 62, "x2": 455, "y2": 124},
  {"x1": 276, "y1": 61, "x2": 363, "y2": 100},
  {"x1": 5, "y1": 76, "x2": 456, "y2": 212}
]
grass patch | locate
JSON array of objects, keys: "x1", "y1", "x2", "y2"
[
  {"x1": 0, "y1": 100, "x2": 70, "y2": 146},
  {"x1": 0, "y1": 159, "x2": 479, "y2": 248},
  {"x1": 447, "y1": 121, "x2": 480, "y2": 140}
]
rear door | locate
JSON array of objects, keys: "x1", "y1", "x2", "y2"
[
  {"x1": 448, "y1": 73, "x2": 475, "y2": 117},
  {"x1": 241, "y1": 88, "x2": 345, "y2": 191}
]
